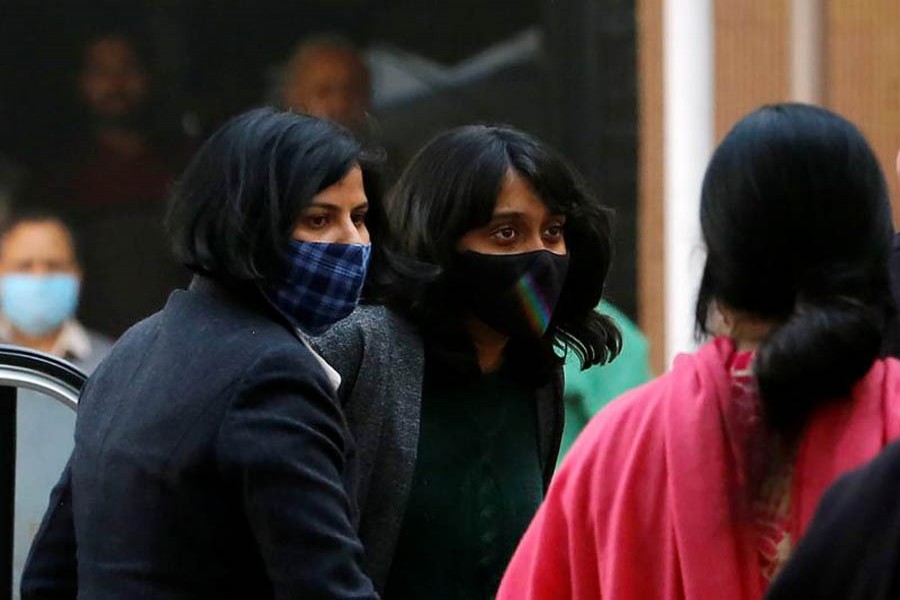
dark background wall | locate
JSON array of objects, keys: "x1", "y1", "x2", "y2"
[
  {"x1": 0, "y1": 0, "x2": 638, "y2": 318},
  {"x1": 543, "y1": 0, "x2": 638, "y2": 316}
]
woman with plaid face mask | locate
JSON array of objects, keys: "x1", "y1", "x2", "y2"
[{"x1": 21, "y1": 108, "x2": 383, "y2": 599}]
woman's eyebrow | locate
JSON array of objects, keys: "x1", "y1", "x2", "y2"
[
  {"x1": 305, "y1": 202, "x2": 338, "y2": 210},
  {"x1": 488, "y1": 210, "x2": 526, "y2": 220},
  {"x1": 306, "y1": 201, "x2": 370, "y2": 211},
  {"x1": 487, "y1": 211, "x2": 566, "y2": 221}
]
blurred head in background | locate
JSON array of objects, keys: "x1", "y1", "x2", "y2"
[
  {"x1": 0, "y1": 211, "x2": 81, "y2": 349},
  {"x1": 78, "y1": 33, "x2": 150, "y2": 131},
  {"x1": 279, "y1": 35, "x2": 371, "y2": 133}
]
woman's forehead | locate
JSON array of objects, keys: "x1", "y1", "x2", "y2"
[{"x1": 491, "y1": 172, "x2": 561, "y2": 217}]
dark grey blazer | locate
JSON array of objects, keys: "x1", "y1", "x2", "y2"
[
  {"x1": 312, "y1": 304, "x2": 565, "y2": 591},
  {"x1": 22, "y1": 277, "x2": 377, "y2": 600}
]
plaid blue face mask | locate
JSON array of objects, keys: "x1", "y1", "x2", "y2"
[{"x1": 263, "y1": 240, "x2": 372, "y2": 336}]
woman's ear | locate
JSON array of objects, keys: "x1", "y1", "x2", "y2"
[{"x1": 709, "y1": 301, "x2": 734, "y2": 337}]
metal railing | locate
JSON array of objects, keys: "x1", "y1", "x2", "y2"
[{"x1": 0, "y1": 345, "x2": 85, "y2": 600}]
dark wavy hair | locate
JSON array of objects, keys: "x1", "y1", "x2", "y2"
[
  {"x1": 167, "y1": 107, "x2": 388, "y2": 286},
  {"x1": 380, "y1": 124, "x2": 621, "y2": 377},
  {"x1": 696, "y1": 103, "x2": 894, "y2": 434}
]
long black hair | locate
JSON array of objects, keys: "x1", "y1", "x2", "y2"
[
  {"x1": 167, "y1": 107, "x2": 384, "y2": 285},
  {"x1": 696, "y1": 103, "x2": 894, "y2": 434},
  {"x1": 380, "y1": 124, "x2": 621, "y2": 377}
]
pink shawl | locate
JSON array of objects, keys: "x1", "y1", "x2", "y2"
[{"x1": 498, "y1": 337, "x2": 900, "y2": 599}]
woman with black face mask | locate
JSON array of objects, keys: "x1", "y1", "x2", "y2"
[
  {"x1": 21, "y1": 108, "x2": 381, "y2": 599},
  {"x1": 312, "y1": 124, "x2": 621, "y2": 599}
]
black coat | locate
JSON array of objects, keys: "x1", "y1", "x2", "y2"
[
  {"x1": 21, "y1": 277, "x2": 377, "y2": 599},
  {"x1": 766, "y1": 439, "x2": 900, "y2": 599}
]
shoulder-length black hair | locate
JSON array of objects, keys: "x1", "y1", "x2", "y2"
[
  {"x1": 167, "y1": 107, "x2": 381, "y2": 284},
  {"x1": 696, "y1": 103, "x2": 894, "y2": 434},
  {"x1": 381, "y1": 124, "x2": 621, "y2": 373}
]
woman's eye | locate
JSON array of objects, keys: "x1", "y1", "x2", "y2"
[
  {"x1": 491, "y1": 226, "x2": 517, "y2": 241},
  {"x1": 544, "y1": 224, "x2": 564, "y2": 239},
  {"x1": 307, "y1": 215, "x2": 329, "y2": 229},
  {"x1": 352, "y1": 212, "x2": 368, "y2": 226}
]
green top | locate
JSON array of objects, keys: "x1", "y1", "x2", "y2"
[
  {"x1": 384, "y1": 361, "x2": 543, "y2": 600},
  {"x1": 559, "y1": 301, "x2": 653, "y2": 464}
]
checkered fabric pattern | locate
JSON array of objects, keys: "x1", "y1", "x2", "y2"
[{"x1": 264, "y1": 241, "x2": 372, "y2": 335}]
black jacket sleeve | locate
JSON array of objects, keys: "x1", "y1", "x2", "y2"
[
  {"x1": 20, "y1": 459, "x2": 78, "y2": 600},
  {"x1": 766, "y1": 440, "x2": 900, "y2": 600},
  {"x1": 216, "y1": 345, "x2": 377, "y2": 600}
]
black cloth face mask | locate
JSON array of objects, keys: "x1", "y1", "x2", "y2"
[{"x1": 448, "y1": 249, "x2": 570, "y2": 339}]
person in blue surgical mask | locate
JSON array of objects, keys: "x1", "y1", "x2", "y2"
[
  {"x1": 1, "y1": 209, "x2": 114, "y2": 596},
  {"x1": 0, "y1": 210, "x2": 112, "y2": 373},
  {"x1": 21, "y1": 108, "x2": 383, "y2": 599}
]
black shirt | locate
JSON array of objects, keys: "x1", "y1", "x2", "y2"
[{"x1": 385, "y1": 361, "x2": 543, "y2": 599}]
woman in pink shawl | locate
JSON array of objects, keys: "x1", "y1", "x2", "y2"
[{"x1": 498, "y1": 103, "x2": 900, "y2": 600}]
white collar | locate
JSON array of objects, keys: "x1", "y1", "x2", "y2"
[
  {"x1": 0, "y1": 319, "x2": 93, "y2": 362},
  {"x1": 299, "y1": 335, "x2": 342, "y2": 392}
]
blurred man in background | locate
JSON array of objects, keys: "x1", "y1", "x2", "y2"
[
  {"x1": 1, "y1": 209, "x2": 113, "y2": 595},
  {"x1": 54, "y1": 32, "x2": 173, "y2": 211},
  {"x1": 275, "y1": 34, "x2": 408, "y2": 184},
  {"x1": 278, "y1": 35, "x2": 372, "y2": 134},
  {"x1": 42, "y1": 31, "x2": 188, "y2": 337}
]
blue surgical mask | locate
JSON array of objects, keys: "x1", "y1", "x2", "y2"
[
  {"x1": 262, "y1": 241, "x2": 371, "y2": 336},
  {"x1": 1, "y1": 274, "x2": 80, "y2": 337}
]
